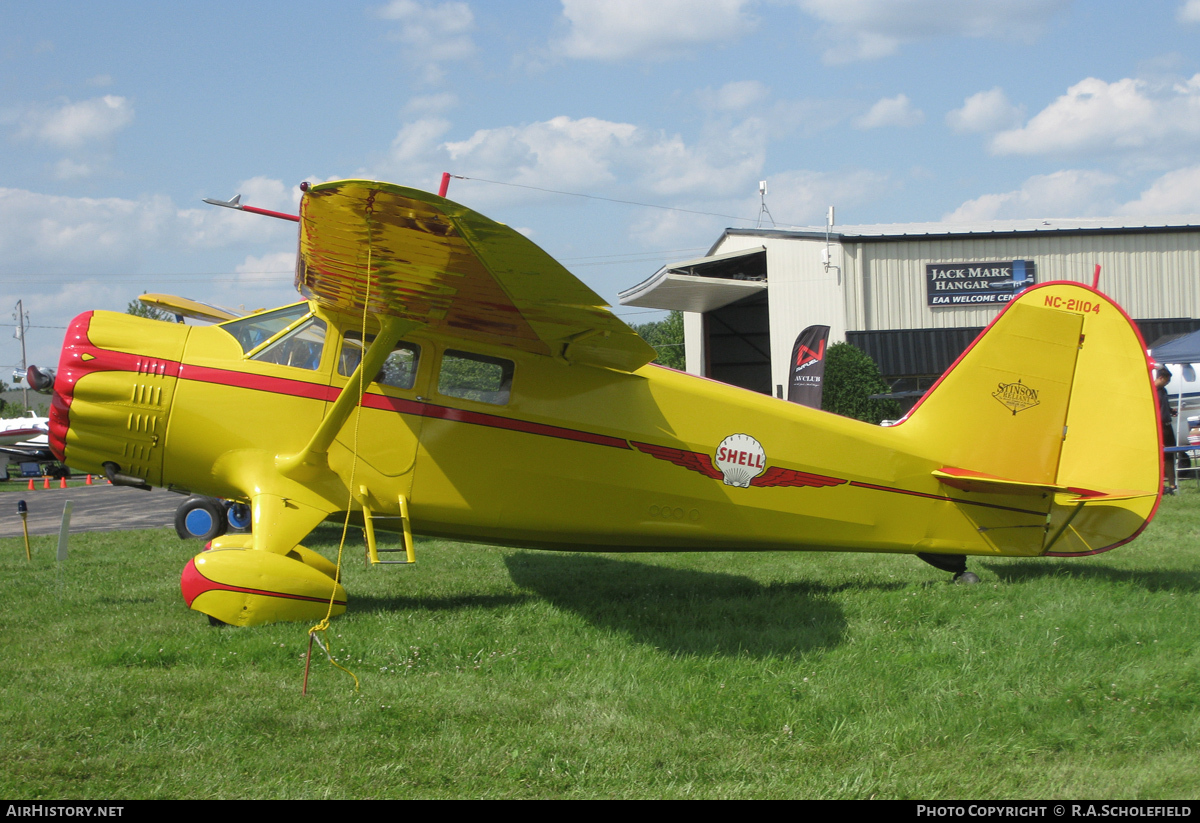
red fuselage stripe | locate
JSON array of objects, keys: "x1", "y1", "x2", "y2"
[
  {"x1": 179, "y1": 363, "x2": 631, "y2": 450},
  {"x1": 848, "y1": 481, "x2": 1047, "y2": 517},
  {"x1": 180, "y1": 364, "x2": 339, "y2": 402}
]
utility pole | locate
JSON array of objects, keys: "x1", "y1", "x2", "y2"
[{"x1": 13, "y1": 300, "x2": 28, "y2": 411}]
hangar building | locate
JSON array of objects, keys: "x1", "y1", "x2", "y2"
[{"x1": 619, "y1": 217, "x2": 1200, "y2": 403}]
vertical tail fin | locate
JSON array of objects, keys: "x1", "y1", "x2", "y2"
[{"x1": 900, "y1": 281, "x2": 1160, "y2": 555}]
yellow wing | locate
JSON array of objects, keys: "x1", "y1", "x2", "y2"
[
  {"x1": 139, "y1": 293, "x2": 244, "y2": 323},
  {"x1": 297, "y1": 180, "x2": 656, "y2": 372}
]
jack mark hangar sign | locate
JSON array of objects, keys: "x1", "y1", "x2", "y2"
[{"x1": 927, "y1": 260, "x2": 1036, "y2": 307}]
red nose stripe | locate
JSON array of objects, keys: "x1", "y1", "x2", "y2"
[
  {"x1": 49, "y1": 312, "x2": 93, "y2": 459},
  {"x1": 50, "y1": 311, "x2": 185, "y2": 460}
]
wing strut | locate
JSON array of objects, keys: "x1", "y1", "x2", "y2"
[{"x1": 276, "y1": 315, "x2": 414, "y2": 481}]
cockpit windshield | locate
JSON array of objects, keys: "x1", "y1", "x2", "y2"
[
  {"x1": 218, "y1": 303, "x2": 311, "y2": 355},
  {"x1": 250, "y1": 317, "x2": 327, "y2": 371}
]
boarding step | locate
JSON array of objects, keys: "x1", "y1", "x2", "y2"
[{"x1": 359, "y1": 487, "x2": 416, "y2": 566}]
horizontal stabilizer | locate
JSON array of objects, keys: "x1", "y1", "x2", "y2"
[
  {"x1": 935, "y1": 467, "x2": 1152, "y2": 503},
  {"x1": 1052, "y1": 490, "x2": 1159, "y2": 505},
  {"x1": 933, "y1": 467, "x2": 1063, "y2": 496}
]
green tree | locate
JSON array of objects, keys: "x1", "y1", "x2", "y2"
[
  {"x1": 126, "y1": 294, "x2": 173, "y2": 322},
  {"x1": 0, "y1": 380, "x2": 48, "y2": 418},
  {"x1": 632, "y1": 310, "x2": 685, "y2": 370},
  {"x1": 820, "y1": 341, "x2": 901, "y2": 424}
]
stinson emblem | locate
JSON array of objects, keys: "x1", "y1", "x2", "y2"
[{"x1": 992, "y1": 379, "x2": 1039, "y2": 415}]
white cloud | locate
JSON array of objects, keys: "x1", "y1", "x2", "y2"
[
  {"x1": 630, "y1": 165, "x2": 891, "y2": 248},
  {"x1": 0, "y1": 180, "x2": 299, "y2": 274},
  {"x1": 757, "y1": 167, "x2": 892, "y2": 226},
  {"x1": 796, "y1": 0, "x2": 1068, "y2": 64},
  {"x1": 0, "y1": 183, "x2": 308, "y2": 365},
  {"x1": 1179, "y1": 0, "x2": 1200, "y2": 23},
  {"x1": 236, "y1": 176, "x2": 302, "y2": 212},
  {"x1": 390, "y1": 117, "x2": 453, "y2": 166},
  {"x1": 377, "y1": 0, "x2": 475, "y2": 83},
  {"x1": 765, "y1": 97, "x2": 856, "y2": 137},
  {"x1": 15, "y1": 95, "x2": 134, "y2": 147},
  {"x1": 236, "y1": 251, "x2": 298, "y2": 288},
  {"x1": 404, "y1": 92, "x2": 459, "y2": 114},
  {"x1": 0, "y1": 188, "x2": 168, "y2": 272},
  {"x1": 697, "y1": 80, "x2": 771, "y2": 112},
  {"x1": 366, "y1": 117, "x2": 453, "y2": 191},
  {"x1": 854, "y1": 94, "x2": 924, "y2": 129},
  {"x1": 446, "y1": 116, "x2": 639, "y2": 191},
  {"x1": 553, "y1": 0, "x2": 756, "y2": 61},
  {"x1": 990, "y1": 75, "x2": 1200, "y2": 157},
  {"x1": 438, "y1": 114, "x2": 765, "y2": 203},
  {"x1": 85, "y1": 74, "x2": 113, "y2": 87},
  {"x1": 943, "y1": 169, "x2": 1120, "y2": 222},
  {"x1": 53, "y1": 159, "x2": 92, "y2": 180},
  {"x1": 1117, "y1": 165, "x2": 1200, "y2": 215},
  {"x1": 946, "y1": 165, "x2": 1200, "y2": 223},
  {"x1": 626, "y1": 205, "x2": 726, "y2": 250},
  {"x1": 946, "y1": 87, "x2": 1025, "y2": 134}
]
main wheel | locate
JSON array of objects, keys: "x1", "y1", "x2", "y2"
[
  {"x1": 175, "y1": 496, "x2": 228, "y2": 541},
  {"x1": 225, "y1": 501, "x2": 252, "y2": 532}
]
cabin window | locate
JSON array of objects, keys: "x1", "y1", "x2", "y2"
[
  {"x1": 437, "y1": 350, "x2": 513, "y2": 405},
  {"x1": 220, "y1": 303, "x2": 311, "y2": 355},
  {"x1": 250, "y1": 317, "x2": 327, "y2": 370},
  {"x1": 338, "y1": 332, "x2": 420, "y2": 390}
]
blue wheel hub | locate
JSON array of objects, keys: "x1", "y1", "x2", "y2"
[{"x1": 184, "y1": 507, "x2": 215, "y2": 538}]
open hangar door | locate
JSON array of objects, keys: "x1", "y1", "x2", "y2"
[
  {"x1": 618, "y1": 246, "x2": 770, "y2": 394},
  {"x1": 703, "y1": 290, "x2": 771, "y2": 395}
]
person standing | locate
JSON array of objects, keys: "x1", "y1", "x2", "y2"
[{"x1": 1156, "y1": 367, "x2": 1177, "y2": 493}]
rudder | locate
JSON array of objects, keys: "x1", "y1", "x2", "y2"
[{"x1": 900, "y1": 281, "x2": 1160, "y2": 555}]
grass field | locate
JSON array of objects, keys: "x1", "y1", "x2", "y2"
[{"x1": 2, "y1": 491, "x2": 1199, "y2": 799}]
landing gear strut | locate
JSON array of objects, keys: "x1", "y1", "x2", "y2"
[{"x1": 916, "y1": 552, "x2": 979, "y2": 584}]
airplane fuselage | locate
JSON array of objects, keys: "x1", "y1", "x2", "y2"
[{"x1": 52, "y1": 298, "x2": 1091, "y2": 562}]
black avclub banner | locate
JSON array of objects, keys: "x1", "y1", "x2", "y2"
[{"x1": 787, "y1": 325, "x2": 830, "y2": 409}]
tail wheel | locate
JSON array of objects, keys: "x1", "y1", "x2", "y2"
[{"x1": 175, "y1": 496, "x2": 228, "y2": 541}]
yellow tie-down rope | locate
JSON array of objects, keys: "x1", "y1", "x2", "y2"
[{"x1": 304, "y1": 234, "x2": 376, "y2": 695}]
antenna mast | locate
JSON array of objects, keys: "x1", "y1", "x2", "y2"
[{"x1": 755, "y1": 180, "x2": 775, "y2": 229}]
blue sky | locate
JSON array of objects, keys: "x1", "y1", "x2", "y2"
[{"x1": 3, "y1": 0, "x2": 1200, "y2": 370}]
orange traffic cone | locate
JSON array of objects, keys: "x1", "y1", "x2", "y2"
[
  {"x1": 42, "y1": 476, "x2": 49, "y2": 489},
  {"x1": 59, "y1": 477, "x2": 67, "y2": 489},
  {"x1": 27, "y1": 478, "x2": 34, "y2": 491},
  {"x1": 85, "y1": 474, "x2": 92, "y2": 485}
]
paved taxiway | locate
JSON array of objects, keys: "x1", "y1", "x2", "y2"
[{"x1": 0, "y1": 484, "x2": 183, "y2": 538}]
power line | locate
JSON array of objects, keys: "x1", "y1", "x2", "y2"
[
  {"x1": 559, "y1": 246, "x2": 708, "y2": 262},
  {"x1": 454, "y1": 176, "x2": 764, "y2": 225},
  {"x1": 0, "y1": 275, "x2": 292, "y2": 281},
  {"x1": 0, "y1": 275, "x2": 294, "y2": 285}
]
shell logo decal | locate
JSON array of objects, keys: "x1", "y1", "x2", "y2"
[
  {"x1": 715, "y1": 433, "x2": 766, "y2": 487},
  {"x1": 631, "y1": 437, "x2": 846, "y2": 490}
]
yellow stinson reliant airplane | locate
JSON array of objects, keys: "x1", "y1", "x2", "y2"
[{"x1": 31, "y1": 180, "x2": 1162, "y2": 626}]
